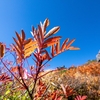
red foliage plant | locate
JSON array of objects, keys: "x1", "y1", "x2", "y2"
[{"x1": 0, "y1": 18, "x2": 81, "y2": 100}]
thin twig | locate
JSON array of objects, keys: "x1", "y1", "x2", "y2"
[
  {"x1": 1, "y1": 59, "x2": 24, "y2": 87},
  {"x1": 31, "y1": 66, "x2": 41, "y2": 95},
  {"x1": 18, "y1": 61, "x2": 33, "y2": 100}
]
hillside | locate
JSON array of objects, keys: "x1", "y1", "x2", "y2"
[
  {"x1": 41, "y1": 61, "x2": 100, "y2": 100},
  {"x1": 0, "y1": 61, "x2": 100, "y2": 100}
]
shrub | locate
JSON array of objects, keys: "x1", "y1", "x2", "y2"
[{"x1": 0, "y1": 18, "x2": 81, "y2": 100}]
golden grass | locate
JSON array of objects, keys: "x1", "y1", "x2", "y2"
[{"x1": 42, "y1": 61, "x2": 100, "y2": 99}]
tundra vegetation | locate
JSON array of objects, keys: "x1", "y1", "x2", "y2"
[{"x1": 0, "y1": 19, "x2": 99, "y2": 100}]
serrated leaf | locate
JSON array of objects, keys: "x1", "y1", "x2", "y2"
[
  {"x1": 36, "y1": 30, "x2": 42, "y2": 47},
  {"x1": 24, "y1": 40, "x2": 37, "y2": 50},
  {"x1": 10, "y1": 66, "x2": 18, "y2": 72},
  {"x1": 15, "y1": 31, "x2": 22, "y2": 45},
  {"x1": 31, "y1": 27, "x2": 38, "y2": 41},
  {"x1": 40, "y1": 50, "x2": 51, "y2": 61},
  {"x1": 43, "y1": 41, "x2": 59, "y2": 48},
  {"x1": 38, "y1": 25, "x2": 44, "y2": 42},
  {"x1": 13, "y1": 44, "x2": 22, "y2": 59},
  {"x1": 41, "y1": 53, "x2": 47, "y2": 60},
  {"x1": 55, "y1": 41, "x2": 60, "y2": 54},
  {"x1": 0, "y1": 43, "x2": 5, "y2": 59},
  {"x1": 51, "y1": 45, "x2": 55, "y2": 57},
  {"x1": 24, "y1": 45, "x2": 37, "y2": 58},
  {"x1": 24, "y1": 46, "x2": 37, "y2": 53},
  {"x1": 61, "y1": 38, "x2": 69, "y2": 52},
  {"x1": 66, "y1": 39, "x2": 75, "y2": 50},
  {"x1": 13, "y1": 37, "x2": 21, "y2": 48},
  {"x1": 75, "y1": 95, "x2": 87, "y2": 100},
  {"x1": 44, "y1": 26, "x2": 60, "y2": 38},
  {"x1": 68, "y1": 46, "x2": 80, "y2": 50},
  {"x1": 23, "y1": 38, "x2": 32, "y2": 45},
  {"x1": 43, "y1": 18, "x2": 49, "y2": 28},
  {"x1": 43, "y1": 50, "x2": 51, "y2": 60},
  {"x1": 43, "y1": 18, "x2": 49, "y2": 34},
  {"x1": 21, "y1": 30, "x2": 25, "y2": 42},
  {"x1": 31, "y1": 26, "x2": 35, "y2": 37},
  {"x1": 44, "y1": 36, "x2": 61, "y2": 43},
  {"x1": 43, "y1": 36, "x2": 61, "y2": 48}
]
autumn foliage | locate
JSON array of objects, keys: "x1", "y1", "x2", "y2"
[{"x1": 0, "y1": 18, "x2": 89, "y2": 100}]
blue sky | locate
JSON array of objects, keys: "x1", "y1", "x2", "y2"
[{"x1": 0, "y1": 0, "x2": 100, "y2": 69}]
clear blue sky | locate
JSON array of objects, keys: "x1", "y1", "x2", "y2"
[{"x1": 0, "y1": 0, "x2": 100, "y2": 69}]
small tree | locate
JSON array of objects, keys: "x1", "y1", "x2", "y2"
[{"x1": 0, "y1": 18, "x2": 80, "y2": 100}]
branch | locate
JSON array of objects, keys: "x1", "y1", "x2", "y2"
[{"x1": 0, "y1": 59, "x2": 24, "y2": 87}]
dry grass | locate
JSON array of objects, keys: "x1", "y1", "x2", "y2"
[{"x1": 42, "y1": 61, "x2": 100, "y2": 100}]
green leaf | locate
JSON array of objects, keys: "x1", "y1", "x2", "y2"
[{"x1": 5, "y1": 90, "x2": 10, "y2": 95}]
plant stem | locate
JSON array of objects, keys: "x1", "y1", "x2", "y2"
[
  {"x1": 31, "y1": 66, "x2": 41, "y2": 96},
  {"x1": 1, "y1": 59, "x2": 24, "y2": 87}
]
